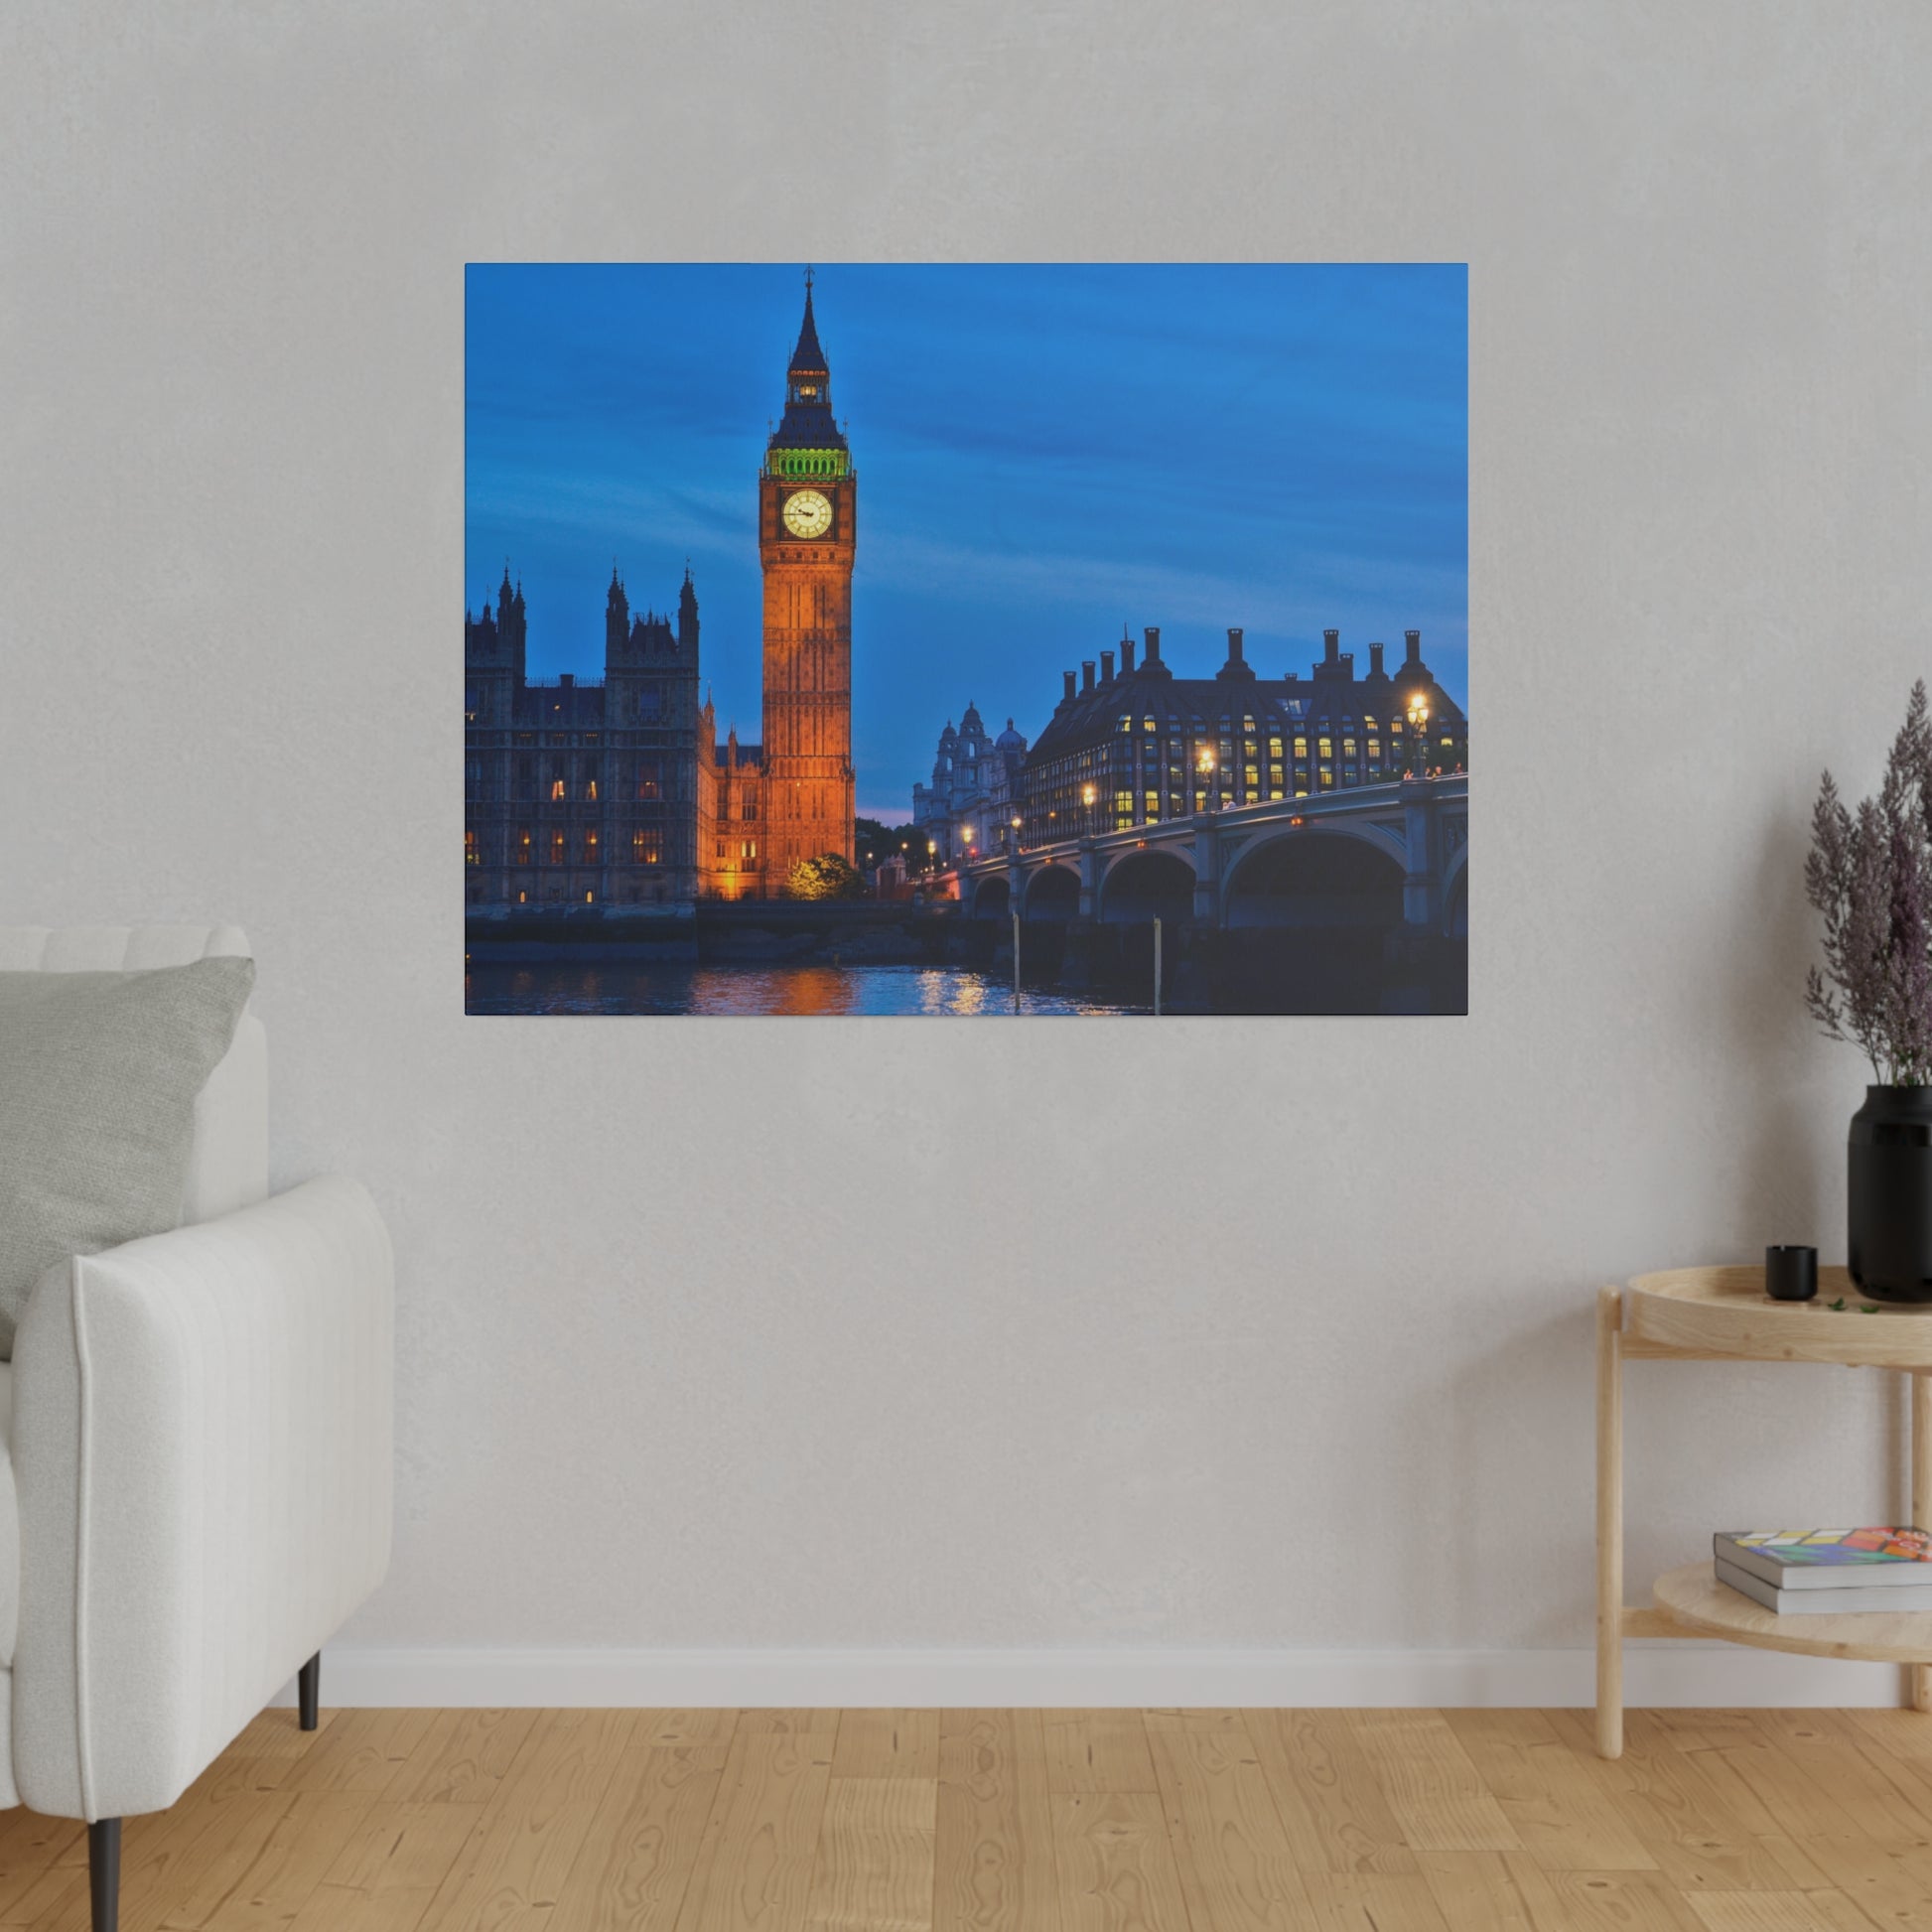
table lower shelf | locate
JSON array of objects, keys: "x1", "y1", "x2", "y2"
[{"x1": 1648, "y1": 1561, "x2": 1932, "y2": 1664}]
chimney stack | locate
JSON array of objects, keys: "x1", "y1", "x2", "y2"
[
  {"x1": 1370, "y1": 642, "x2": 1385, "y2": 675},
  {"x1": 1405, "y1": 628, "x2": 1422, "y2": 667},
  {"x1": 1144, "y1": 625, "x2": 1162, "y2": 663},
  {"x1": 1227, "y1": 626, "x2": 1245, "y2": 665},
  {"x1": 1121, "y1": 636, "x2": 1136, "y2": 673},
  {"x1": 1323, "y1": 628, "x2": 1339, "y2": 665},
  {"x1": 1100, "y1": 649, "x2": 1115, "y2": 683},
  {"x1": 1062, "y1": 669, "x2": 1076, "y2": 704},
  {"x1": 1081, "y1": 660, "x2": 1096, "y2": 694}
]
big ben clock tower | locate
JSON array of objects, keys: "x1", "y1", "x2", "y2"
[{"x1": 759, "y1": 269, "x2": 856, "y2": 893}]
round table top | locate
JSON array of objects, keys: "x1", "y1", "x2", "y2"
[{"x1": 1625, "y1": 1265, "x2": 1932, "y2": 1367}]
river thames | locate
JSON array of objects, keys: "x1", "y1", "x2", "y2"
[{"x1": 464, "y1": 959, "x2": 1150, "y2": 1018}]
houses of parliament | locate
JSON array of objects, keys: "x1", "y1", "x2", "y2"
[{"x1": 464, "y1": 275, "x2": 856, "y2": 908}]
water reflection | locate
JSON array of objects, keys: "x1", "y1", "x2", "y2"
[{"x1": 465, "y1": 960, "x2": 1147, "y2": 1018}]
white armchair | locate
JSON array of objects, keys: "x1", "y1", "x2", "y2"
[{"x1": 0, "y1": 925, "x2": 393, "y2": 1932}]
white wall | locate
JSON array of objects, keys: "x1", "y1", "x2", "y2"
[{"x1": 5, "y1": 0, "x2": 1930, "y2": 1703}]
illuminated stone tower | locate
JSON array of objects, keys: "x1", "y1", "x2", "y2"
[{"x1": 759, "y1": 269, "x2": 856, "y2": 892}]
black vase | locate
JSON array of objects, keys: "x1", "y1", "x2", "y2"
[{"x1": 1849, "y1": 1085, "x2": 1932, "y2": 1303}]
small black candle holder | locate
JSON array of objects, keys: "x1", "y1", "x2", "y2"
[{"x1": 1765, "y1": 1245, "x2": 1818, "y2": 1302}]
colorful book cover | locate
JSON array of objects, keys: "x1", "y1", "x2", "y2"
[{"x1": 1721, "y1": 1528, "x2": 1932, "y2": 1568}]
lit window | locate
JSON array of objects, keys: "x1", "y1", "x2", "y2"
[
  {"x1": 1144, "y1": 791, "x2": 1160, "y2": 820},
  {"x1": 548, "y1": 829, "x2": 566, "y2": 864},
  {"x1": 586, "y1": 778, "x2": 599, "y2": 802},
  {"x1": 516, "y1": 829, "x2": 532, "y2": 866},
  {"x1": 636, "y1": 760, "x2": 661, "y2": 800},
  {"x1": 1294, "y1": 737, "x2": 1308, "y2": 759},
  {"x1": 1318, "y1": 738, "x2": 1332, "y2": 759},
  {"x1": 1144, "y1": 717, "x2": 1157, "y2": 732},
  {"x1": 465, "y1": 829, "x2": 479, "y2": 867},
  {"x1": 584, "y1": 829, "x2": 600, "y2": 864},
  {"x1": 741, "y1": 839, "x2": 757, "y2": 861},
  {"x1": 550, "y1": 777, "x2": 566, "y2": 802},
  {"x1": 1244, "y1": 765, "x2": 1259, "y2": 790},
  {"x1": 1268, "y1": 737, "x2": 1283, "y2": 759},
  {"x1": 632, "y1": 829, "x2": 660, "y2": 866}
]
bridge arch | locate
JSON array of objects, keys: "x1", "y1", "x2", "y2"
[
  {"x1": 1222, "y1": 826, "x2": 1407, "y2": 932},
  {"x1": 971, "y1": 873, "x2": 1012, "y2": 918},
  {"x1": 1022, "y1": 864, "x2": 1081, "y2": 921},
  {"x1": 1098, "y1": 848, "x2": 1195, "y2": 924}
]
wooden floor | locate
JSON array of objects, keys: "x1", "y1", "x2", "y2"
[{"x1": 6, "y1": 1708, "x2": 1932, "y2": 1929}]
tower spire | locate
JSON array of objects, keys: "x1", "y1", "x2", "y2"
[{"x1": 771, "y1": 267, "x2": 845, "y2": 453}]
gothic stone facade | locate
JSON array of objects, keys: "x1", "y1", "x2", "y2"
[
  {"x1": 464, "y1": 567, "x2": 718, "y2": 908},
  {"x1": 465, "y1": 277, "x2": 862, "y2": 910}
]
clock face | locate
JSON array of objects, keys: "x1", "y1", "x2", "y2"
[{"x1": 782, "y1": 489, "x2": 833, "y2": 539}]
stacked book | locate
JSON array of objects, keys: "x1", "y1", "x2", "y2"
[{"x1": 1716, "y1": 1528, "x2": 1932, "y2": 1614}]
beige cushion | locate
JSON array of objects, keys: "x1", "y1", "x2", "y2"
[{"x1": 0, "y1": 958, "x2": 256, "y2": 1356}]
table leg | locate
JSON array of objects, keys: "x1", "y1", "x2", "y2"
[
  {"x1": 1596, "y1": 1286, "x2": 1623, "y2": 1758},
  {"x1": 1914, "y1": 1371, "x2": 1932, "y2": 1715}
]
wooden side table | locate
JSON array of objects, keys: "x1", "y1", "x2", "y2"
[{"x1": 1596, "y1": 1265, "x2": 1932, "y2": 1759}]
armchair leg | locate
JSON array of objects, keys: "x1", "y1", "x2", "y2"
[
  {"x1": 89, "y1": 1819, "x2": 120, "y2": 1932},
  {"x1": 298, "y1": 1652, "x2": 321, "y2": 1731}
]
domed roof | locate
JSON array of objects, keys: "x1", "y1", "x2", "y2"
[
  {"x1": 937, "y1": 719, "x2": 957, "y2": 747},
  {"x1": 997, "y1": 717, "x2": 1027, "y2": 751},
  {"x1": 960, "y1": 701, "x2": 985, "y2": 735}
]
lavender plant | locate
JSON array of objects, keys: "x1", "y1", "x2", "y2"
[{"x1": 1806, "y1": 681, "x2": 1932, "y2": 1085}]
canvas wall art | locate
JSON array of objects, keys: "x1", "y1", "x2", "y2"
[{"x1": 464, "y1": 263, "x2": 1467, "y2": 1016}]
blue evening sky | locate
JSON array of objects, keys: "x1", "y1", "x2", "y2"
[{"x1": 466, "y1": 264, "x2": 1467, "y2": 822}]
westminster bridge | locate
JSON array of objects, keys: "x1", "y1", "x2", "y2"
[{"x1": 934, "y1": 773, "x2": 1467, "y2": 938}]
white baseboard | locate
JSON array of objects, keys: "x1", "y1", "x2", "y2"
[{"x1": 273, "y1": 1643, "x2": 1914, "y2": 1710}]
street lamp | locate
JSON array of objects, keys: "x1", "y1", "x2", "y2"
[
  {"x1": 1011, "y1": 813, "x2": 1023, "y2": 854},
  {"x1": 1081, "y1": 781, "x2": 1096, "y2": 838},
  {"x1": 1406, "y1": 693, "x2": 1432, "y2": 780},
  {"x1": 1197, "y1": 745, "x2": 1216, "y2": 813},
  {"x1": 926, "y1": 838, "x2": 937, "y2": 874}
]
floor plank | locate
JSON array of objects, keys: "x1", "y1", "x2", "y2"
[
  {"x1": 1144, "y1": 1709, "x2": 1311, "y2": 1929},
  {"x1": 1050, "y1": 1793, "x2": 1181, "y2": 1932},
  {"x1": 674, "y1": 1725, "x2": 834, "y2": 1932},
  {"x1": 1442, "y1": 1709, "x2": 1654, "y2": 1870},
  {"x1": 1344, "y1": 1712, "x2": 1522, "y2": 1855},
  {"x1": 1246, "y1": 1708, "x2": 1418, "y2": 1876},
  {"x1": 413, "y1": 1708, "x2": 634, "y2": 1932},
  {"x1": 1039, "y1": 1716, "x2": 1156, "y2": 1796},
  {"x1": 6, "y1": 1707, "x2": 1932, "y2": 1931},
  {"x1": 547, "y1": 1743, "x2": 729, "y2": 1932},
  {"x1": 933, "y1": 1711, "x2": 1061, "y2": 1932},
  {"x1": 284, "y1": 1801, "x2": 484, "y2": 1932},
  {"x1": 803, "y1": 1777, "x2": 935, "y2": 1931},
  {"x1": 832, "y1": 1714, "x2": 940, "y2": 1783}
]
